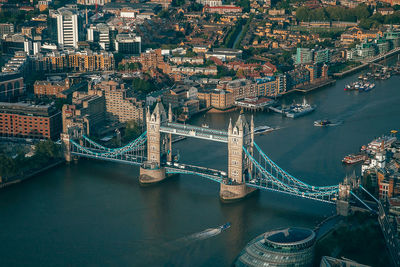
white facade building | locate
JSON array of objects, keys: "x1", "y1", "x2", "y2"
[
  {"x1": 56, "y1": 8, "x2": 79, "y2": 48},
  {"x1": 196, "y1": 0, "x2": 222, "y2": 6},
  {"x1": 77, "y1": 0, "x2": 111, "y2": 5}
]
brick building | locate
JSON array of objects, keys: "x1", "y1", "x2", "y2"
[
  {"x1": 34, "y1": 78, "x2": 71, "y2": 98},
  {"x1": 62, "y1": 91, "x2": 105, "y2": 136},
  {"x1": 93, "y1": 80, "x2": 144, "y2": 124},
  {"x1": 0, "y1": 73, "x2": 25, "y2": 102},
  {"x1": 31, "y1": 50, "x2": 115, "y2": 73},
  {"x1": 0, "y1": 102, "x2": 62, "y2": 140}
]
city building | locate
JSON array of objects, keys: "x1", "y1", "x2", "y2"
[
  {"x1": 256, "y1": 75, "x2": 286, "y2": 97},
  {"x1": 235, "y1": 227, "x2": 316, "y2": 267},
  {"x1": 31, "y1": 50, "x2": 115, "y2": 73},
  {"x1": 94, "y1": 80, "x2": 144, "y2": 124},
  {"x1": 120, "y1": 9, "x2": 136, "y2": 19},
  {"x1": 38, "y1": 0, "x2": 51, "y2": 11},
  {"x1": 56, "y1": 7, "x2": 79, "y2": 48},
  {"x1": 295, "y1": 48, "x2": 330, "y2": 65},
  {"x1": 203, "y1": 5, "x2": 243, "y2": 14},
  {"x1": 34, "y1": 78, "x2": 71, "y2": 98},
  {"x1": 0, "y1": 73, "x2": 25, "y2": 102},
  {"x1": 224, "y1": 79, "x2": 257, "y2": 100},
  {"x1": 196, "y1": 0, "x2": 222, "y2": 6},
  {"x1": 1, "y1": 51, "x2": 28, "y2": 73},
  {"x1": 87, "y1": 23, "x2": 111, "y2": 50},
  {"x1": 197, "y1": 88, "x2": 235, "y2": 110},
  {"x1": 1, "y1": 33, "x2": 31, "y2": 55},
  {"x1": 77, "y1": 0, "x2": 111, "y2": 5},
  {"x1": 150, "y1": 0, "x2": 172, "y2": 9},
  {"x1": 286, "y1": 67, "x2": 311, "y2": 90},
  {"x1": 62, "y1": 91, "x2": 105, "y2": 136},
  {"x1": 0, "y1": 102, "x2": 62, "y2": 140},
  {"x1": 115, "y1": 33, "x2": 141, "y2": 55},
  {"x1": 205, "y1": 48, "x2": 242, "y2": 61},
  {"x1": 0, "y1": 23, "x2": 14, "y2": 36},
  {"x1": 180, "y1": 99, "x2": 200, "y2": 121},
  {"x1": 162, "y1": 85, "x2": 188, "y2": 109}
]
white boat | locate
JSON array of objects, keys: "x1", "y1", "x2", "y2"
[
  {"x1": 254, "y1": 126, "x2": 274, "y2": 134},
  {"x1": 285, "y1": 99, "x2": 316, "y2": 118}
]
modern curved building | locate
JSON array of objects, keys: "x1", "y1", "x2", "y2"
[{"x1": 235, "y1": 227, "x2": 316, "y2": 267}]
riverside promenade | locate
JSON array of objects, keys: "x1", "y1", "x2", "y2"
[{"x1": 333, "y1": 47, "x2": 400, "y2": 78}]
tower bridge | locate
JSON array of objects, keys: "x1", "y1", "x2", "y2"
[{"x1": 62, "y1": 102, "x2": 346, "y2": 203}]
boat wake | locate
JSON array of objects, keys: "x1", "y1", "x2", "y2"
[
  {"x1": 173, "y1": 223, "x2": 231, "y2": 244},
  {"x1": 326, "y1": 120, "x2": 343, "y2": 127},
  {"x1": 134, "y1": 223, "x2": 232, "y2": 264}
]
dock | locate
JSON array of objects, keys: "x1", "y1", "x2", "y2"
[
  {"x1": 294, "y1": 79, "x2": 336, "y2": 93},
  {"x1": 268, "y1": 106, "x2": 285, "y2": 114}
]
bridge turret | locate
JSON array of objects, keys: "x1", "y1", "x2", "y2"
[
  {"x1": 336, "y1": 175, "x2": 360, "y2": 216},
  {"x1": 228, "y1": 114, "x2": 246, "y2": 184},
  {"x1": 146, "y1": 101, "x2": 166, "y2": 165},
  {"x1": 140, "y1": 101, "x2": 167, "y2": 184},
  {"x1": 222, "y1": 113, "x2": 256, "y2": 201}
]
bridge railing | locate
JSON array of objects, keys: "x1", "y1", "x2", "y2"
[
  {"x1": 253, "y1": 142, "x2": 338, "y2": 191},
  {"x1": 163, "y1": 122, "x2": 228, "y2": 136},
  {"x1": 69, "y1": 132, "x2": 147, "y2": 163},
  {"x1": 244, "y1": 145, "x2": 338, "y2": 203}
]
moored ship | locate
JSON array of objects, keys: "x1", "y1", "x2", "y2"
[
  {"x1": 285, "y1": 100, "x2": 316, "y2": 118},
  {"x1": 342, "y1": 154, "x2": 367, "y2": 164},
  {"x1": 344, "y1": 81, "x2": 375, "y2": 92}
]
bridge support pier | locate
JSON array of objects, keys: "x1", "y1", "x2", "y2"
[
  {"x1": 336, "y1": 199, "x2": 350, "y2": 216},
  {"x1": 139, "y1": 163, "x2": 166, "y2": 185},
  {"x1": 220, "y1": 183, "x2": 256, "y2": 202},
  {"x1": 61, "y1": 133, "x2": 73, "y2": 162}
]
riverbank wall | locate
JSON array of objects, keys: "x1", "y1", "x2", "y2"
[{"x1": 0, "y1": 159, "x2": 65, "y2": 189}]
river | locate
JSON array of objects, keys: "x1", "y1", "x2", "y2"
[{"x1": 0, "y1": 70, "x2": 399, "y2": 266}]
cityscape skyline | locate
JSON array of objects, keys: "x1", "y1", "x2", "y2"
[{"x1": 0, "y1": 0, "x2": 399, "y2": 266}]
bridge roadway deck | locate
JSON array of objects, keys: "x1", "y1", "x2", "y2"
[
  {"x1": 165, "y1": 163, "x2": 227, "y2": 183},
  {"x1": 160, "y1": 122, "x2": 228, "y2": 143},
  {"x1": 71, "y1": 151, "x2": 146, "y2": 165}
]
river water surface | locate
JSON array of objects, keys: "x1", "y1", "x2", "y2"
[{"x1": 0, "y1": 71, "x2": 399, "y2": 266}]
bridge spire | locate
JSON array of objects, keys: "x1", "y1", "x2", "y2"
[
  {"x1": 222, "y1": 112, "x2": 256, "y2": 201},
  {"x1": 168, "y1": 103, "x2": 173, "y2": 123}
]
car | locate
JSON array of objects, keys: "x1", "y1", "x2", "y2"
[
  {"x1": 173, "y1": 162, "x2": 179, "y2": 167},
  {"x1": 166, "y1": 161, "x2": 172, "y2": 166},
  {"x1": 179, "y1": 165, "x2": 185, "y2": 169},
  {"x1": 220, "y1": 171, "x2": 227, "y2": 176}
]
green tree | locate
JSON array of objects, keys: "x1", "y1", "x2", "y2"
[
  {"x1": 172, "y1": 0, "x2": 185, "y2": 7},
  {"x1": 236, "y1": 0, "x2": 250, "y2": 13},
  {"x1": 132, "y1": 78, "x2": 157, "y2": 94},
  {"x1": 353, "y1": 4, "x2": 371, "y2": 20},
  {"x1": 114, "y1": 53, "x2": 124, "y2": 66},
  {"x1": 123, "y1": 120, "x2": 142, "y2": 142},
  {"x1": 0, "y1": 154, "x2": 16, "y2": 178},
  {"x1": 296, "y1": 7, "x2": 311, "y2": 21}
]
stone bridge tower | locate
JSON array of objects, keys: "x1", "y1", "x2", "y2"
[
  {"x1": 220, "y1": 112, "x2": 256, "y2": 201},
  {"x1": 139, "y1": 102, "x2": 168, "y2": 184}
]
